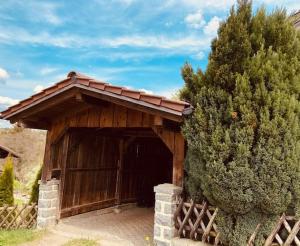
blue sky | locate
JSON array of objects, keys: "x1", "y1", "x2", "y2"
[{"x1": 0, "y1": 0, "x2": 300, "y2": 127}]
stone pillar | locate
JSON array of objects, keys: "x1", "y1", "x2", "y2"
[
  {"x1": 37, "y1": 179, "x2": 60, "y2": 229},
  {"x1": 154, "y1": 183, "x2": 183, "y2": 246}
]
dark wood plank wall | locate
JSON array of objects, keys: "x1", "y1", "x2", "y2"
[
  {"x1": 41, "y1": 102, "x2": 185, "y2": 216},
  {"x1": 60, "y1": 131, "x2": 119, "y2": 217},
  {"x1": 43, "y1": 103, "x2": 185, "y2": 185}
]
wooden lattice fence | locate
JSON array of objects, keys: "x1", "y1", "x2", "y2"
[
  {"x1": 0, "y1": 204, "x2": 37, "y2": 230},
  {"x1": 174, "y1": 198, "x2": 300, "y2": 246}
]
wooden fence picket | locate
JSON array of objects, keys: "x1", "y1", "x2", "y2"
[
  {"x1": 174, "y1": 198, "x2": 300, "y2": 245},
  {"x1": 0, "y1": 204, "x2": 37, "y2": 229}
]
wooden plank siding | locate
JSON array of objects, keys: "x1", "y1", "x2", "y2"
[
  {"x1": 60, "y1": 132, "x2": 119, "y2": 217},
  {"x1": 41, "y1": 102, "x2": 185, "y2": 217}
]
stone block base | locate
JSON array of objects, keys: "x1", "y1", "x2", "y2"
[
  {"x1": 154, "y1": 183, "x2": 182, "y2": 246},
  {"x1": 37, "y1": 179, "x2": 60, "y2": 229}
]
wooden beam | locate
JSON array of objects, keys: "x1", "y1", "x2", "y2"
[
  {"x1": 81, "y1": 94, "x2": 110, "y2": 107},
  {"x1": 152, "y1": 126, "x2": 185, "y2": 186},
  {"x1": 172, "y1": 133, "x2": 185, "y2": 187},
  {"x1": 17, "y1": 118, "x2": 50, "y2": 130},
  {"x1": 152, "y1": 126, "x2": 175, "y2": 153},
  {"x1": 52, "y1": 126, "x2": 69, "y2": 146},
  {"x1": 154, "y1": 115, "x2": 163, "y2": 126},
  {"x1": 80, "y1": 88, "x2": 183, "y2": 122},
  {"x1": 41, "y1": 131, "x2": 51, "y2": 182},
  {"x1": 115, "y1": 138, "x2": 124, "y2": 205},
  {"x1": 58, "y1": 132, "x2": 70, "y2": 218}
]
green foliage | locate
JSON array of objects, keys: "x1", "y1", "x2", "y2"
[
  {"x1": 29, "y1": 166, "x2": 42, "y2": 204},
  {"x1": 181, "y1": 1, "x2": 300, "y2": 245},
  {"x1": 0, "y1": 229, "x2": 45, "y2": 246},
  {"x1": 0, "y1": 156, "x2": 14, "y2": 206},
  {"x1": 63, "y1": 239, "x2": 99, "y2": 246}
]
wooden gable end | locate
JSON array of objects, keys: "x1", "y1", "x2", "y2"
[{"x1": 42, "y1": 102, "x2": 185, "y2": 187}]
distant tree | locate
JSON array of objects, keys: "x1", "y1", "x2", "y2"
[
  {"x1": 29, "y1": 166, "x2": 42, "y2": 204},
  {"x1": 0, "y1": 156, "x2": 14, "y2": 206},
  {"x1": 181, "y1": 0, "x2": 300, "y2": 245}
]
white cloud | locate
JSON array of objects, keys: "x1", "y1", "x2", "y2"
[
  {"x1": 204, "y1": 16, "x2": 221, "y2": 36},
  {"x1": 40, "y1": 67, "x2": 58, "y2": 75},
  {"x1": 16, "y1": 1, "x2": 63, "y2": 25},
  {"x1": 33, "y1": 85, "x2": 44, "y2": 93},
  {"x1": 0, "y1": 67, "x2": 9, "y2": 80},
  {"x1": 0, "y1": 119, "x2": 11, "y2": 128},
  {"x1": 179, "y1": 0, "x2": 235, "y2": 10},
  {"x1": 0, "y1": 96, "x2": 18, "y2": 106},
  {"x1": 193, "y1": 51, "x2": 205, "y2": 60},
  {"x1": 35, "y1": 4, "x2": 62, "y2": 25},
  {"x1": 0, "y1": 26, "x2": 212, "y2": 53},
  {"x1": 185, "y1": 11, "x2": 206, "y2": 29},
  {"x1": 139, "y1": 88, "x2": 154, "y2": 95},
  {"x1": 155, "y1": 87, "x2": 181, "y2": 99},
  {"x1": 100, "y1": 35, "x2": 211, "y2": 52}
]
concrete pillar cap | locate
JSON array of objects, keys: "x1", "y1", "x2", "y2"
[
  {"x1": 154, "y1": 183, "x2": 182, "y2": 195},
  {"x1": 38, "y1": 179, "x2": 60, "y2": 185}
]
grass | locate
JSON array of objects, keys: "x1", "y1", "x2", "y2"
[
  {"x1": 63, "y1": 239, "x2": 99, "y2": 246},
  {"x1": 14, "y1": 180, "x2": 29, "y2": 194},
  {"x1": 14, "y1": 197, "x2": 24, "y2": 206},
  {"x1": 0, "y1": 229, "x2": 45, "y2": 246}
]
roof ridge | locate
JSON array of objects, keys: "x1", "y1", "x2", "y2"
[{"x1": 0, "y1": 71, "x2": 191, "y2": 119}]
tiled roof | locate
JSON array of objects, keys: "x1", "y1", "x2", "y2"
[{"x1": 0, "y1": 71, "x2": 191, "y2": 120}]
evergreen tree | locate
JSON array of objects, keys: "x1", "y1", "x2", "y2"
[
  {"x1": 0, "y1": 156, "x2": 14, "y2": 206},
  {"x1": 29, "y1": 166, "x2": 42, "y2": 204},
  {"x1": 181, "y1": 1, "x2": 300, "y2": 245}
]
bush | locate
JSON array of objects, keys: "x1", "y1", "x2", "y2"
[
  {"x1": 0, "y1": 156, "x2": 14, "y2": 206},
  {"x1": 181, "y1": 1, "x2": 300, "y2": 245},
  {"x1": 29, "y1": 166, "x2": 42, "y2": 204}
]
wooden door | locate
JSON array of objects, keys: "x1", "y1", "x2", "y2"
[{"x1": 60, "y1": 131, "x2": 119, "y2": 217}]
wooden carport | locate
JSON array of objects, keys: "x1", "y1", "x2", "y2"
[{"x1": 0, "y1": 71, "x2": 192, "y2": 218}]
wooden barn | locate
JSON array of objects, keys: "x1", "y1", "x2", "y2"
[
  {"x1": 0, "y1": 143, "x2": 20, "y2": 175},
  {"x1": 0, "y1": 71, "x2": 192, "y2": 218}
]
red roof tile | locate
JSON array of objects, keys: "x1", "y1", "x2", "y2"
[{"x1": 0, "y1": 71, "x2": 191, "y2": 120}]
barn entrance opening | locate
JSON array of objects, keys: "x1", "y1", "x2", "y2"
[{"x1": 59, "y1": 127, "x2": 172, "y2": 218}]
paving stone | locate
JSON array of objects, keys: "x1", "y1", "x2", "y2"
[{"x1": 59, "y1": 207, "x2": 155, "y2": 246}]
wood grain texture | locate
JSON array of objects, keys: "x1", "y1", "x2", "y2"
[{"x1": 40, "y1": 102, "x2": 185, "y2": 217}]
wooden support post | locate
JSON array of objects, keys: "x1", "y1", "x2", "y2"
[
  {"x1": 58, "y1": 132, "x2": 70, "y2": 218},
  {"x1": 152, "y1": 126, "x2": 185, "y2": 187},
  {"x1": 41, "y1": 131, "x2": 51, "y2": 182},
  {"x1": 115, "y1": 138, "x2": 124, "y2": 205},
  {"x1": 172, "y1": 133, "x2": 185, "y2": 187}
]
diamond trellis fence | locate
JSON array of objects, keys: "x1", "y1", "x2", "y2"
[
  {"x1": 174, "y1": 198, "x2": 300, "y2": 246},
  {"x1": 0, "y1": 203, "x2": 37, "y2": 230}
]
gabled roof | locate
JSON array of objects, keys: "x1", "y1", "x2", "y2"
[
  {"x1": 0, "y1": 71, "x2": 191, "y2": 123},
  {"x1": 0, "y1": 144, "x2": 20, "y2": 159}
]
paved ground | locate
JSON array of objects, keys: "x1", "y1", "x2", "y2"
[{"x1": 22, "y1": 206, "x2": 154, "y2": 246}]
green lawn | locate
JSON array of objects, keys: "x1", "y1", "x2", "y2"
[
  {"x1": 63, "y1": 239, "x2": 99, "y2": 246},
  {"x1": 0, "y1": 229, "x2": 44, "y2": 246}
]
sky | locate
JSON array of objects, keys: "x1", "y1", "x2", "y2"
[{"x1": 0, "y1": 0, "x2": 300, "y2": 127}]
